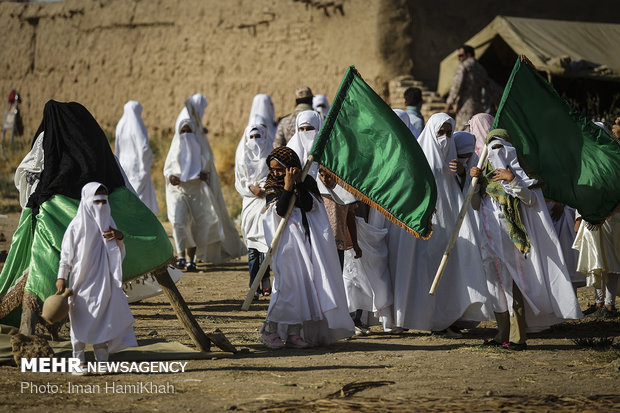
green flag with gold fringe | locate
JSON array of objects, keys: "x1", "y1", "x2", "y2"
[
  {"x1": 492, "y1": 57, "x2": 620, "y2": 224},
  {"x1": 311, "y1": 66, "x2": 437, "y2": 238}
]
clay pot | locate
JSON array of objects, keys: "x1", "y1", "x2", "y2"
[{"x1": 41, "y1": 289, "x2": 72, "y2": 324}]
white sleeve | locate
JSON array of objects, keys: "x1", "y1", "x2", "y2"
[
  {"x1": 58, "y1": 228, "x2": 75, "y2": 280},
  {"x1": 508, "y1": 178, "x2": 536, "y2": 206}
]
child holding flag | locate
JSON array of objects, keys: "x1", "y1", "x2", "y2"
[{"x1": 259, "y1": 147, "x2": 354, "y2": 349}]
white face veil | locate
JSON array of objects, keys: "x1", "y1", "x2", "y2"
[
  {"x1": 486, "y1": 136, "x2": 537, "y2": 195},
  {"x1": 287, "y1": 110, "x2": 323, "y2": 166},
  {"x1": 164, "y1": 118, "x2": 209, "y2": 182},
  {"x1": 417, "y1": 112, "x2": 457, "y2": 174},
  {"x1": 67, "y1": 182, "x2": 122, "y2": 288},
  {"x1": 240, "y1": 123, "x2": 270, "y2": 184}
]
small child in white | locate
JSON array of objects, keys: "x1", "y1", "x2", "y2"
[{"x1": 56, "y1": 182, "x2": 137, "y2": 374}]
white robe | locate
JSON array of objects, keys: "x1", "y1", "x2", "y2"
[
  {"x1": 343, "y1": 215, "x2": 394, "y2": 329},
  {"x1": 234, "y1": 124, "x2": 270, "y2": 252},
  {"x1": 263, "y1": 199, "x2": 354, "y2": 345},
  {"x1": 573, "y1": 210, "x2": 620, "y2": 295},
  {"x1": 58, "y1": 182, "x2": 137, "y2": 352},
  {"x1": 115, "y1": 101, "x2": 159, "y2": 214},
  {"x1": 164, "y1": 121, "x2": 223, "y2": 254},
  {"x1": 546, "y1": 203, "x2": 583, "y2": 286},
  {"x1": 477, "y1": 138, "x2": 582, "y2": 332},
  {"x1": 387, "y1": 113, "x2": 491, "y2": 331}
]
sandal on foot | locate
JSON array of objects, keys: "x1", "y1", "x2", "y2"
[
  {"x1": 175, "y1": 257, "x2": 187, "y2": 269},
  {"x1": 286, "y1": 335, "x2": 310, "y2": 349},
  {"x1": 260, "y1": 332, "x2": 285, "y2": 349}
]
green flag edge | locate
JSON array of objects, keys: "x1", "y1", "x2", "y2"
[{"x1": 311, "y1": 66, "x2": 434, "y2": 240}]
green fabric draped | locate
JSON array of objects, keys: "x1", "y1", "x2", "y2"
[
  {"x1": 491, "y1": 58, "x2": 620, "y2": 225},
  {"x1": 481, "y1": 162, "x2": 531, "y2": 255},
  {"x1": 311, "y1": 66, "x2": 437, "y2": 238},
  {"x1": 0, "y1": 187, "x2": 173, "y2": 325}
]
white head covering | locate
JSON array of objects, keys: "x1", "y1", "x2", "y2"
[
  {"x1": 287, "y1": 110, "x2": 322, "y2": 177},
  {"x1": 68, "y1": 182, "x2": 123, "y2": 289},
  {"x1": 249, "y1": 94, "x2": 276, "y2": 140},
  {"x1": 175, "y1": 93, "x2": 208, "y2": 133},
  {"x1": 486, "y1": 134, "x2": 537, "y2": 196},
  {"x1": 115, "y1": 101, "x2": 151, "y2": 185},
  {"x1": 61, "y1": 182, "x2": 137, "y2": 352},
  {"x1": 393, "y1": 108, "x2": 420, "y2": 138},
  {"x1": 235, "y1": 123, "x2": 270, "y2": 186},
  {"x1": 163, "y1": 118, "x2": 210, "y2": 182},
  {"x1": 417, "y1": 112, "x2": 457, "y2": 175},
  {"x1": 312, "y1": 94, "x2": 331, "y2": 119}
]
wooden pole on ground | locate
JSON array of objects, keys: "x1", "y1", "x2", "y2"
[
  {"x1": 153, "y1": 268, "x2": 211, "y2": 352},
  {"x1": 241, "y1": 155, "x2": 315, "y2": 310},
  {"x1": 428, "y1": 145, "x2": 489, "y2": 295}
]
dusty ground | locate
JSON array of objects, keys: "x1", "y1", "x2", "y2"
[{"x1": 0, "y1": 212, "x2": 619, "y2": 412}]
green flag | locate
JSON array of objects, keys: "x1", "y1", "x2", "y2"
[
  {"x1": 492, "y1": 57, "x2": 620, "y2": 224},
  {"x1": 311, "y1": 66, "x2": 437, "y2": 238}
]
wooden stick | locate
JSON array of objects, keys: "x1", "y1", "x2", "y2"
[
  {"x1": 429, "y1": 145, "x2": 489, "y2": 295},
  {"x1": 153, "y1": 268, "x2": 211, "y2": 352},
  {"x1": 241, "y1": 155, "x2": 315, "y2": 310}
]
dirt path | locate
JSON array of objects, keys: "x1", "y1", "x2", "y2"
[{"x1": 0, "y1": 213, "x2": 619, "y2": 412}]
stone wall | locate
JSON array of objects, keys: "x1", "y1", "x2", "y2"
[
  {"x1": 1, "y1": 0, "x2": 617, "y2": 141},
  {"x1": 0, "y1": 0, "x2": 413, "y2": 140}
]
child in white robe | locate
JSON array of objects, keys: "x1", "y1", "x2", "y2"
[
  {"x1": 56, "y1": 182, "x2": 137, "y2": 374},
  {"x1": 235, "y1": 123, "x2": 271, "y2": 297},
  {"x1": 260, "y1": 147, "x2": 354, "y2": 349},
  {"x1": 164, "y1": 118, "x2": 222, "y2": 272},
  {"x1": 471, "y1": 129, "x2": 582, "y2": 350}
]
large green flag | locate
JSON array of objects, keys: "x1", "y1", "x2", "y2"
[
  {"x1": 311, "y1": 66, "x2": 437, "y2": 238},
  {"x1": 492, "y1": 57, "x2": 620, "y2": 224}
]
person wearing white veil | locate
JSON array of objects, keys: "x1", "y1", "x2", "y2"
[
  {"x1": 287, "y1": 110, "x2": 322, "y2": 179},
  {"x1": 248, "y1": 94, "x2": 277, "y2": 141},
  {"x1": 470, "y1": 129, "x2": 582, "y2": 350},
  {"x1": 312, "y1": 94, "x2": 330, "y2": 120},
  {"x1": 235, "y1": 123, "x2": 272, "y2": 297},
  {"x1": 164, "y1": 118, "x2": 222, "y2": 272},
  {"x1": 386, "y1": 112, "x2": 491, "y2": 335},
  {"x1": 56, "y1": 182, "x2": 137, "y2": 374},
  {"x1": 173, "y1": 95, "x2": 247, "y2": 264},
  {"x1": 175, "y1": 93, "x2": 208, "y2": 134},
  {"x1": 393, "y1": 108, "x2": 420, "y2": 139},
  {"x1": 115, "y1": 101, "x2": 159, "y2": 214}
]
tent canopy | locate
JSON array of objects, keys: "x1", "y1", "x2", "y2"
[{"x1": 437, "y1": 16, "x2": 620, "y2": 96}]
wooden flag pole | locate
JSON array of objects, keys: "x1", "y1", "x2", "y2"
[
  {"x1": 429, "y1": 145, "x2": 489, "y2": 295},
  {"x1": 241, "y1": 155, "x2": 315, "y2": 310}
]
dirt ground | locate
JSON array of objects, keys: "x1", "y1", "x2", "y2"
[{"x1": 0, "y1": 212, "x2": 619, "y2": 412}]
